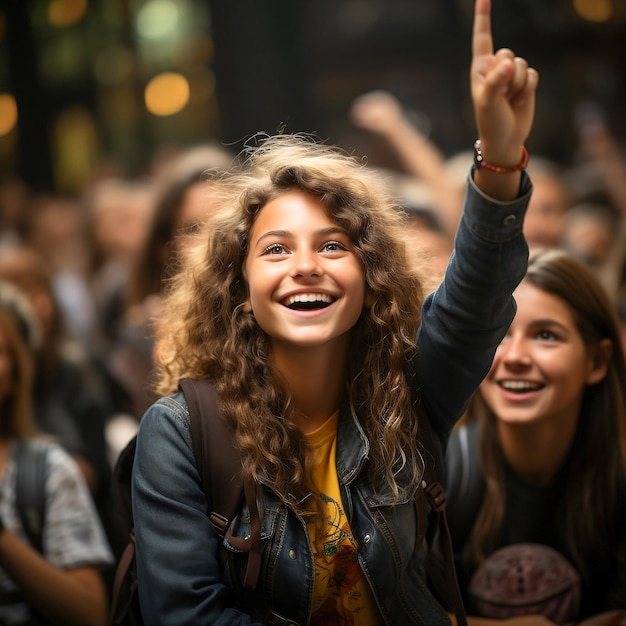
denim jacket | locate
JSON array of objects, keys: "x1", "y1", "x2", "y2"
[{"x1": 132, "y1": 170, "x2": 532, "y2": 625}]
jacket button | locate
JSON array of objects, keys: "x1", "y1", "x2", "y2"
[
  {"x1": 289, "y1": 549, "x2": 297, "y2": 559},
  {"x1": 363, "y1": 534, "x2": 371, "y2": 544},
  {"x1": 503, "y1": 214, "x2": 516, "y2": 225}
]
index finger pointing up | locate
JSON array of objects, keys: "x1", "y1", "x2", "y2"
[{"x1": 473, "y1": 0, "x2": 494, "y2": 58}]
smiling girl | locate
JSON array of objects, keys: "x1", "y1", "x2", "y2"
[
  {"x1": 131, "y1": 0, "x2": 539, "y2": 623},
  {"x1": 446, "y1": 248, "x2": 626, "y2": 625}
]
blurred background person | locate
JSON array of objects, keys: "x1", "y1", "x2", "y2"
[
  {"x1": 560, "y1": 202, "x2": 619, "y2": 275},
  {"x1": 82, "y1": 177, "x2": 157, "y2": 360},
  {"x1": 522, "y1": 158, "x2": 571, "y2": 250},
  {"x1": 106, "y1": 144, "x2": 233, "y2": 443},
  {"x1": 349, "y1": 89, "x2": 464, "y2": 240},
  {"x1": 0, "y1": 279, "x2": 113, "y2": 626},
  {"x1": 20, "y1": 193, "x2": 98, "y2": 352},
  {"x1": 0, "y1": 244, "x2": 124, "y2": 559}
]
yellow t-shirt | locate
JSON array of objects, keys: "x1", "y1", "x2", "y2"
[{"x1": 305, "y1": 411, "x2": 383, "y2": 626}]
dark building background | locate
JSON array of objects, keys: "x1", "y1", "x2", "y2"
[{"x1": 1, "y1": 0, "x2": 625, "y2": 195}]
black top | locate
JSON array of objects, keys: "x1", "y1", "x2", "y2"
[{"x1": 446, "y1": 422, "x2": 626, "y2": 619}]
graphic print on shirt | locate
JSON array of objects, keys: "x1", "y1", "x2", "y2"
[
  {"x1": 306, "y1": 411, "x2": 381, "y2": 626},
  {"x1": 311, "y1": 494, "x2": 367, "y2": 626},
  {"x1": 310, "y1": 493, "x2": 378, "y2": 626}
]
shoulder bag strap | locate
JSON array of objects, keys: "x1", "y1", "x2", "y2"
[
  {"x1": 15, "y1": 441, "x2": 48, "y2": 554},
  {"x1": 418, "y1": 417, "x2": 468, "y2": 626},
  {"x1": 179, "y1": 378, "x2": 244, "y2": 537},
  {"x1": 445, "y1": 420, "x2": 485, "y2": 553},
  {"x1": 179, "y1": 379, "x2": 263, "y2": 591}
]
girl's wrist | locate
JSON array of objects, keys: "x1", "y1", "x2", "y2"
[{"x1": 474, "y1": 140, "x2": 529, "y2": 173}]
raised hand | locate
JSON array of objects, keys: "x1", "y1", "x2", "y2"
[
  {"x1": 349, "y1": 90, "x2": 407, "y2": 136},
  {"x1": 471, "y1": 0, "x2": 539, "y2": 169},
  {"x1": 470, "y1": 0, "x2": 538, "y2": 199}
]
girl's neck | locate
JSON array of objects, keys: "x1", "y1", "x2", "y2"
[
  {"x1": 496, "y1": 418, "x2": 578, "y2": 487},
  {"x1": 271, "y1": 341, "x2": 349, "y2": 433}
]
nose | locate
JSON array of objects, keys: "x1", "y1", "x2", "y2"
[
  {"x1": 499, "y1": 333, "x2": 532, "y2": 367},
  {"x1": 290, "y1": 248, "x2": 323, "y2": 278}
]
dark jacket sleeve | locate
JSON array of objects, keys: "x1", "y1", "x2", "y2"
[{"x1": 415, "y1": 169, "x2": 532, "y2": 436}]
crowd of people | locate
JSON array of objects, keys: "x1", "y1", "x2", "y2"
[{"x1": 0, "y1": 0, "x2": 625, "y2": 623}]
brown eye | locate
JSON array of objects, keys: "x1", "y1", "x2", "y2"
[
  {"x1": 262, "y1": 244, "x2": 287, "y2": 256},
  {"x1": 321, "y1": 240, "x2": 346, "y2": 253}
]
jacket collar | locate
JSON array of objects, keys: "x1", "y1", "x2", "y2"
[{"x1": 336, "y1": 400, "x2": 370, "y2": 485}]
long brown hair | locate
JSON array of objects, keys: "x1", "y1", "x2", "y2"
[
  {"x1": 468, "y1": 248, "x2": 626, "y2": 581},
  {"x1": 153, "y1": 134, "x2": 429, "y2": 523}
]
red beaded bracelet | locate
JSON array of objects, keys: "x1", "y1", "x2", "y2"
[{"x1": 473, "y1": 139, "x2": 529, "y2": 173}]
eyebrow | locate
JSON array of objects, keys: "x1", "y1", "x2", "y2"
[
  {"x1": 529, "y1": 319, "x2": 570, "y2": 332},
  {"x1": 254, "y1": 226, "x2": 347, "y2": 248}
]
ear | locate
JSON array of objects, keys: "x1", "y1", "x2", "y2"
[
  {"x1": 586, "y1": 338, "x2": 612, "y2": 386},
  {"x1": 242, "y1": 298, "x2": 252, "y2": 314}
]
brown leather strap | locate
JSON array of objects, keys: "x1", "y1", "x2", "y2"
[
  {"x1": 417, "y1": 413, "x2": 468, "y2": 626},
  {"x1": 242, "y1": 480, "x2": 264, "y2": 588},
  {"x1": 181, "y1": 378, "x2": 264, "y2": 590},
  {"x1": 423, "y1": 479, "x2": 468, "y2": 626},
  {"x1": 110, "y1": 529, "x2": 138, "y2": 624},
  {"x1": 181, "y1": 378, "x2": 244, "y2": 539}
]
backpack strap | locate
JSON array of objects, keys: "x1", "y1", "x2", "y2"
[
  {"x1": 180, "y1": 379, "x2": 243, "y2": 537},
  {"x1": 417, "y1": 417, "x2": 468, "y2": 626},
  {"x1": 445, "y1": 420, "x2": 485, "y2": 553},
  {"x1": 109, "y1": 382, "x2": 265, "y2": 626},
  {"x1": 15, "y1": 441, "x2": 48, "y2": 554},
  {"x1": 179, "y1": 378, "x2": 264, "y2": 590}
]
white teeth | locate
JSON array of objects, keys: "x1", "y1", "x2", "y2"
[
  {"x1": 500, "y1": 380, "x2": 542, "y2": 391},
  {"x1": 284, "y1": 293, "x2": 333, "y2": 305}
]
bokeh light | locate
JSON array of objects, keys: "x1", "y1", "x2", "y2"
[
  {"x1": 136, "y1": 0, "x2": 179, "y2": 39},
  {"x1": 0, "y1": 94, "x2": 18, "y2": 137},
  {"x1": 48, "y1": 0, "x2": 88, "y2": 27},
  {"x1": 144, "y1": 72, "x2": 190, "y2": 116},
  {"x1": 573, "y1": 0, "x2": 612, "y2": 23}
]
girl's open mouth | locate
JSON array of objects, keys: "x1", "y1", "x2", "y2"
[{"x1": 282, "y1": 293, "x2": 336, "y2": 311}]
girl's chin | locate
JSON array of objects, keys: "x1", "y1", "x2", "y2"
[{"x1": 494, "y1": 412, "x2": 545, "y2": 427}]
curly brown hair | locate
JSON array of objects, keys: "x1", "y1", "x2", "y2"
[{"x1": 153, "y1": 134, "x2": 429, "y2": 523}]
